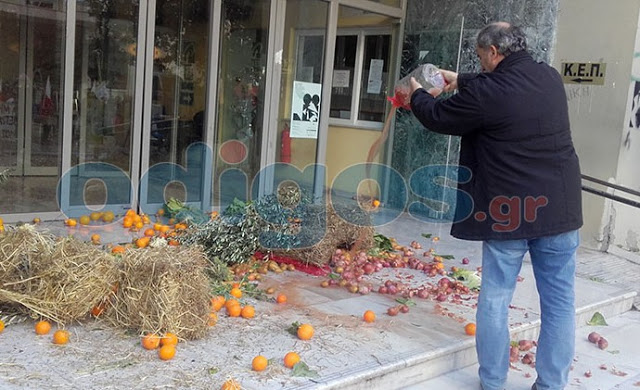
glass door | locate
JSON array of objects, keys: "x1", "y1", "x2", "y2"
[
  {"x1": 63, "y1": 0, "x2": 143, "y2": 217},
  {"x1": 139, "y1": 0, "x2": 213, "y2": 215},
  {"x1": 213, "y1": 0, "x2": 271, "y2": 208},
  {"x1": 0, "y1": 1, "x2": 66, "y2": 216}
]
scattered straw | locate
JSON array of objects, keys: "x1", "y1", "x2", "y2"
[
  {"x1": 271, "y1": 202, "x2": 374, "y2": 266},
  {"x1": 105, "y1": 246, "x2": 210, "y2": 340},
  {"x1": 0, "y1": 225, "x2": 118, "y2": 324}
]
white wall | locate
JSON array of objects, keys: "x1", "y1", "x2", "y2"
[
  {"x1": 553, "y1": 0, "x2": 640, "y2": 251},
  {"x1": 609, "y1": 12, "x2": 640, "y2": 255}
]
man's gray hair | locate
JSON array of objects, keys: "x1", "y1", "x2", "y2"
[{"x1": 477, "y1": 23, "x2": 527, "y2": 57}]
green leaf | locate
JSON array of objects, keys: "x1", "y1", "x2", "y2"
[
  {"x1": 373, "y1": 234, "x2": 393, "y2": 251},
  {"x1": 395, "y1": 297, "x2": 416, "y2": 306},
  {"x1": 291, "y1": 361, "x2": 319, "y2": 378},
  {"x1": 421, "y1": 233, "x2": 432, "y2": 239},
  {"x1": 287, "y1": 321, "x2": 301, "y2": 336},
  {"x1": 434, "y1": 253, "x2": 455, "y2": 260},
  {"x1": 587, "y1": 312, "x2": 608, "y2": 326},
  {"x1": 207, "y1": 367, "x2": 219, "y2": 375},
  {"x1": 328, "y1": 273, "x2": 340, "y2": 280},
  {"x1": 451, "y1": 268, "x2": 482, "y2": 291}
]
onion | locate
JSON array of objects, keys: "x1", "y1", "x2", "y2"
[
  {"x1": 387, "y1": 285, "x2": 398, "y2": 295},
  {"x1": 342, "y1": 271, "x2": 354, "y2": 280},
  {"x1": 385, "y1": 280, "x2": 394, "y2": 288},
  {"x1": 436, "y1": 293, "x2": 447, "y2": 302},
  {"x1": 387, "y1": 306, "x2": 399, "y2": 316},
  {"x1": 363, "y1": 263, "x2": 375, "y2": 275},
  {"x1": 462, "y1": 257, "x2": 470, "y2": 265},
  {"x1": 400, "y1": 305, "x2": 410, "y2": 313},
  {"x1": 438, "y1": 278, "x2": 451, "y2": 288},
  {"x1": 359, "y1": 286, "x2": 370, "y2": 295},
  {"x1": 378, "y1": 286, "x2": 388, "y2": 294},
  {"x1": 417, "y1": 289, "x2": 429, "y2": 299},
  {"x1": 416, "y1": 263, "x2": 425, "y2": 271},
  {"x1": 348, "y1": 285, "x2": 359, "y2": 294}
]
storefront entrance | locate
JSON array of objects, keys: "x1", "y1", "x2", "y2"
[{"x1": 0, "y1": 0, "x2": 403, "y2": 222}]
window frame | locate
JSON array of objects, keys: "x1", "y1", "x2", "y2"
[{"x1": 296, "y1": 26, "x2": 393, "y2": 131}]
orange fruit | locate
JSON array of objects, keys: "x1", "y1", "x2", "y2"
[
  {"x1": 125, "y1": 209, "x2": 136, "y2": 217},
  {"x1": 33, "y1": 217, "x2": 41, "y2": 224},
  {"x1": 158, "y1": 344, "x2": 176, "y2": 360},
  {"x1": 90, "y1": 212, "x2": 102, "y2": 221},
  {"x1": 91, "y1": 234, "x2": 101, "y2": 244},
  {"x1": 35, "y1": 320, "x2": 51, "y2": 335},
  {"x1": 91, "y1": 304, "x2": 105, "y2": 317},
  {"x1": 252, "y1": 355, "x2": 268, "y2": 371},
  {"x1": 134, "y1": 221, "x2": 144, "y2": 230},
  {"x1": 159, "y1": 225, "x2": 170, "y2": 234},
  {"x1": 241, "y1": 305, "x2": 255, "y2": 319},
  {"x1": 168, "y1": 239, "x2": 180, "y2": 246},
  {"x1": 227, "y1": 304, "x2": 242, "y2": 317},
  {"x1": 160, "y1": 332, "x2": 178, "y2": 347},
  {"x1": 102, "y1": 211, "x2": 115, "y2": 223},
  {"x1": 132, "y1": 215, "x2": 142, "y2": 224},
  {"x1": 111, "y1": 245, "x2": 126, "y2": 255},
  {"x1": 283, "y1": 351, "x2": 300, "y2": 368},
  {"x1": 0, "y1": 319, "x2": 4, "y2": 333},
  {"x1": 465, "y1": 323, "x2": 476, "y2": 336},
  {"x1": 142, "y1": 215, "x2": 151, "y2": 224},
  {"x1": 372, "y1": 199, "x2": 381, "y2": 208},
  {"x1": 65, "y1": 218, "x2": 77, "y2": 227},
  {"x1": 144, "y1": 228, "x2": 155, "y2": 237},
  {"x1": 122, "y1": 216, "x2": 133, "y2": 228},
  {"x1": 141, "y1": 333, "x2": 161, "y2": 350},
  {"x1": 208, "y1": 312, "x2": 218, "y2": 326},
  {"x1": 276, "y1": 294, "x2": 287, "y2": 304},
  {"x1": 363, "y1": 310, "x2": 376, "y2": 323},
  {"x1": 230, "y1": 287, "x2": 242, "y2": 298},
  {"x1": 225, "y1": 299, "x2": 239, "y2": 311},
  {"x1": 52, "y1": 330, "x2": 69, "y2": 345},
  {"x1": 297, "y1": 323, "x2": 314, "y2": 340},
  {"x1": 153, "y1": 223, "x2": 163, "y2": 231},
  {"x1": 211, "y1": 296, "x2": 226, "y2": 312},
  {"x1": 221, "y1": 379, "x2": 241, "y2": 390},
  {"x1": 156, "y1": 208, "x2": 165, "y2": 216},
  {"x1": 135, "y1": 236, "x2": 150, "y2": 248},
  {"x1": 79, "y1": 215, "x2": 91, "y2": 225}
]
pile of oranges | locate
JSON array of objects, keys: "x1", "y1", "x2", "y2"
[
  {"x1": 33, "y1": 320, "x2": 69, "y2": 345},
  {"x1": 141, "y1": 332, "x2": 178, "y2": 360}
]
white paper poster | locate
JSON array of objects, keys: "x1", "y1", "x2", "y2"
[
  {"x1": 332, "y1": 70, "x2": 350, "y2": 88},
  {"x1": 367, "y1": 59, "x2": 384, "y2": 94},
  {"x1": 290, "y1": 81, "x2": 321, "y2": 139}
]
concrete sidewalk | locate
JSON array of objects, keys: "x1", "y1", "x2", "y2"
[{"x1": 0, "y1": 214, "x2": 638, "y2": 389}]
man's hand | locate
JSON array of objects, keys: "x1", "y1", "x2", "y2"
[{"x1": 441, "y1": 69, "x2": 459, "y2": 93}]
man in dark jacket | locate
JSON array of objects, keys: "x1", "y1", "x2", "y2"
[{"x1": 409, "y1": 22, "x2": 582, "y2": 390}]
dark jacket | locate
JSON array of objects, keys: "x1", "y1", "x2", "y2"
[{"x1": 410, "y1": 51, "x2": 583, "y2": 240}]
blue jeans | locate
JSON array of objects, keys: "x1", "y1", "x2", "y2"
[{"x1": 476, "y1": 230, "x2": 579, "y2": 390}]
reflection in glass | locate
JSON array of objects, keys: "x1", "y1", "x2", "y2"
[
  {"x1": 0, "y1": 2, "x2": 66, "y2": 214},
  {"x1": 358, "y1": 34, "x2": 391, "y2": 122},
  {"x1": 215, "y1": 0, "x2": 270, "y2": 207},
  {"x1": 70, "y1": 0, "x2": 140, "y2": 207},
  {"x1": 275, "y1": 0, "x2": 328, "y2": 176},
  {"x1": 329, "y1": 36, "x2": 357, "y2": 120},
  {"x1": 145, "y1": 0, "x2": 211, "y2": 206}
]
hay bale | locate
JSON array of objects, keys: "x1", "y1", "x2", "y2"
[
  {"x1": 106, "y1": 246, "x2": 210, "y2": 340},
  {"x1": 271, "y1": 202, "x2": 374, "y2": 266},
  {"x1": 0, "y1": 225, "x2": 118, "y2": 324}
]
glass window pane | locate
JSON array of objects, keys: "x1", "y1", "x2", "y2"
[
  {"x1": 0, "y1": 1, "x2": 66, "y2": 214},
  {"x1": 358, "y1": 34, "x2": 391, "y2": 122},
  {"x1": 145, "y1": 0, "x2": 212, "y2": 206},
  {"x1": 275, "y1": 0, "x2": 328, "y2": 184},
  {"x1": 329, "y1": 35, "x2": 357, "y2": 120},
  {"x1": 70, "y1": 0, "x2": 140, "y2": 208},
  {"x1": 214, "y1": 0, "x2": 271, "y2": 207}
]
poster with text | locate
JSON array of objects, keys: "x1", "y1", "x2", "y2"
[{"x1": 290, "y1": 81, "x2": 321, "y2": 139}]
